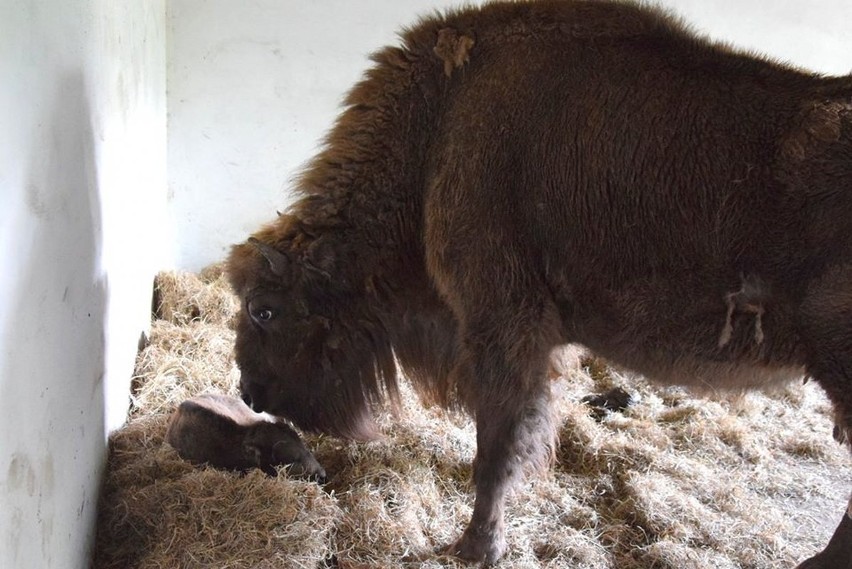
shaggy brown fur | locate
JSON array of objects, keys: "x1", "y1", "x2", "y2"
[{"x1": 226, "y1": 0, "x2": 852, "y2": 564}]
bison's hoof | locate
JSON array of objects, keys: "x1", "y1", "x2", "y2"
[{"x1": 442, "y1": 524, "x2": 507, "y2": 565}]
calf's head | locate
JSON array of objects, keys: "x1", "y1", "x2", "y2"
[
  {"x1": 227, "y1": 229, "x2": 379, "y2": 441},
  {"x1": 245, "y1": 422, "x2": 327, "y2": 481}
]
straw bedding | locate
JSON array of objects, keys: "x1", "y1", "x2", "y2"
[{"x1": 93, "y1": 266, "x2": 850, "y2": 568}]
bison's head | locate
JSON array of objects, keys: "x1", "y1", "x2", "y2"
[{"x1": 227, "y1": 227, "x2": 385, "y2": 441}]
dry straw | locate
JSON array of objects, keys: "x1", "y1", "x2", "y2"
[{"x1": 94, "y1": 266, "x2": 850, "y2": 568}]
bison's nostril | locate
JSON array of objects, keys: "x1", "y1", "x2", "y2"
[{"x1": 241, "y1": 391, "x2": 253, "y2": 409}]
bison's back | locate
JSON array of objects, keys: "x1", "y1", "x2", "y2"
[{"x1": 424, "y1": 2, "x2": 823, "y2": 386}]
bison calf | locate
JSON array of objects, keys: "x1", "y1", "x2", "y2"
[{"x1": 166, "y1": 393, "x2": 325, "y2": 481}]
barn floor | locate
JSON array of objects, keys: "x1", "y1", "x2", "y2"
[{"x1": 93, "y1": 266, "x2": 851, "y2": 569}]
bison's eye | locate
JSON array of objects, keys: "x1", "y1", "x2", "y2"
[
  {"x1": 247, "y1": 293, "x2": 283, "y2": 326},
  {"x1": 253, "y1": 308, "x2": 275, "y2": 323}
]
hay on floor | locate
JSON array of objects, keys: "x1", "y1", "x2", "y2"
[{"x1": 94, "y1": 267, "x2": 850, "y2": 569}]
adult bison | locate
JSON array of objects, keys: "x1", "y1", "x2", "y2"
[{"x1": 227, "y1": 1, "x2": 852, "y2": 565}]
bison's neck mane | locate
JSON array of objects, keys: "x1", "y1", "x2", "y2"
[
  {"x1": 264, "y1": 18, "x2": 471, "y2": 428},
  {"x1": 291, "y1": 29, "x2": 445, "y2": 250}
]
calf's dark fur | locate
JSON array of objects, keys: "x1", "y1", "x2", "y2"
[
  {"x1": 227, "y1": 1, "x2": 852, "y2": 565},
  {"x1": 166, "y1": 393, "x2": 325, "y2": 481}
]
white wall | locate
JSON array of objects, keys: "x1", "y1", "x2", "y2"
[
  {"x1": 168, "y1": 0, "x2": 852, "y2": 272},
  {"x1": 658, "y1": 0, "x2": 852, "y2": 75},
  {"x1": 167, "y1": 0, "x2": 475, "y2": 270},
  {"x1": 0, "y1": 1, "x2": 168, "y2": 567}
]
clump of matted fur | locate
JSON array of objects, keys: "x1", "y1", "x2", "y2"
[{"x1": 94, "y1": 267, "x2": 850, "y2": 568}]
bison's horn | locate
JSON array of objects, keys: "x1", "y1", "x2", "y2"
[{"x1": 248, "y1": 237, "x2": 290, "y2": 278}]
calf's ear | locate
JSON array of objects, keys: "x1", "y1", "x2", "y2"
[
  {"x1": 242, "y1": 441, "x2": 265, "y2": 466},
  {"x1": 249, "y1": 238, "x2": 290, "y2": 279}
]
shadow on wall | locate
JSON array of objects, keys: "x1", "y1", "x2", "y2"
[{"x1": 0, "y1": 71, "x2": 108, "y2": 567}]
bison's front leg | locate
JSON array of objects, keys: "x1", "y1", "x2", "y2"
[
  {"x1": 425, "y1": 179, "x2": 560, "y2": 563},
  {"x1": 447, "y1": 387, "x2": 554, "y2": 563},
  {"x1": 443, "y1": 312, "x2": 557, "y2": 564},
  {"x1": 798, "y1": 272, "x2": 852, "y2": 569}
]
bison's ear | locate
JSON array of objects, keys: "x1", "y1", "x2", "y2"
[
  {"x1": 304, "y1": 236, "x2": 336, "y2": 280},
  {"x1": 249, "y1": 238, "x2": 290, "y2": 279}
]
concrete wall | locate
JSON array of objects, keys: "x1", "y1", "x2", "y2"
[
  {"x1": 167, "y1": 0, "x2": 476, "y2": 270},
  {"x1": 0, "y1": 1, "x2": 168, "y2": 567},
  {"x1": 167, "y1": 0, "x2": 852, "y2": 272}
]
